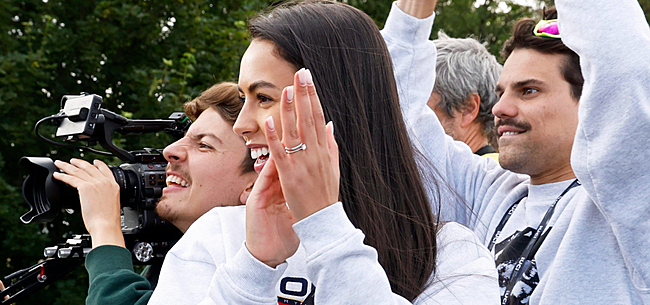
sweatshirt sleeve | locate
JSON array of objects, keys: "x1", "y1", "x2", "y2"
[
  {"x1": 380, "y1": 2, "x2": 528, "y2": 240},
  {"x1": 85, "y1": 245, "x2": 152, "y2": 305},
  {"x1": 556, "y1": 0, "x2": 650, "y2": 292},
  {"x1": 292, "y1": 202, "x2": 411, "y2": 304},
  {"x1": 197, "y1": 243, "x2": 288, "y2": 305},
  {"x1": 292, "y1": 203, "x2": 499, "y2": 304}
]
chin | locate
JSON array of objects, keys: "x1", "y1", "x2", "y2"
[{"x1": 155, "y1": 200, "x2": 179, "y2": 225}]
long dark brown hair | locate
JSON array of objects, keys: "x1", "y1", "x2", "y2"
[{"x1": 249, "y1": 1, "x2": 440, "y2": 300}]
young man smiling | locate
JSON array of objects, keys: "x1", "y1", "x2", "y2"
[
  {"x1": 51, "y1": 82, "x2": 258, "y2": 304},
  {"x1": 388, "y1": 0, "x2": 650, "y2": 303}
]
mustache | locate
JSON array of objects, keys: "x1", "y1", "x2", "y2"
[{"x1": 495, "y1": 118, "x2": 532, "y2": 131}]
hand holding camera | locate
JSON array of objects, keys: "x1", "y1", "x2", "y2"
[{"x1": 53, "y1": 158, "x2": 124, "y2": 249}]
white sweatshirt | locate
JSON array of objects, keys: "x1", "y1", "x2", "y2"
[
  {"x1": 149, "y1": 203, "x2": 499, "y2": 304},
  {"x1": 383, "y1": 0, "x2": 650, "y2": 304}
]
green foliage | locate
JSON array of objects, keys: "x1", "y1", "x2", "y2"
[
  {"x1": 0, "y1": 0, "x2": 268, "y2": 303},
  {"x1": 1, "y1": 0, "x2": 648, "y2": 304},
  {"x1": 432, "y1": 0, "x2": 536, "y2": 62}
]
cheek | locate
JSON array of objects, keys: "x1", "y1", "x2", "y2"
[{"x1": 260, "y1": 105, "x2": 284, "y2": 140}]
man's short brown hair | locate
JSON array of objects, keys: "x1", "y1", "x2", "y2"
[
  {"x1": 183, "y1": 82, "x2": 254, "y2": 173},
  {"x1": 502, "y1": 8, "x2": 584, "y2": 101}
]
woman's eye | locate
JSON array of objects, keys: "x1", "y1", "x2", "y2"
[
  {"x1": 258, "y1": 94, "x2": 274, "y2": 104},
  {"x1": 199, "y1": 142, "x2": 212, "y2": 149}
]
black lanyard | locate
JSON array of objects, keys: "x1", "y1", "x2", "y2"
[{"x1": 487, "y1": 179, "x2": 581, "y2": 304}]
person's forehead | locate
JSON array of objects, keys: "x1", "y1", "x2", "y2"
[
  {"x1": 499, "y1": 48, "x2": 565, "y2": 87},
  {"x1": 189, "y1": 108, "x2": 240, "y2": 145},
  {"x1": 238, "y1": 40, "x2": 296, "y2": 91}
]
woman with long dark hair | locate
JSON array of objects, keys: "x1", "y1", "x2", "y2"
[{"x1": 218, "y1": 0, "x2": 498, "y2": 303}]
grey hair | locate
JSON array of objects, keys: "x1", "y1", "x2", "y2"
[{"x1": 433, "y1": 31, "x2": 502, "y2": 148}]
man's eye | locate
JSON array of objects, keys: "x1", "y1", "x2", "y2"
[
  {"x1": 238, "y1": 96, "x2": 246, "y2": 104},
  {"x1": 523, "y1": 88, "x2": 539, "y2": 96}
]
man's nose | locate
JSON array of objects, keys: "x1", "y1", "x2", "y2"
[
  {"x1": 492, "y1": 93, "x2": 518, "y2": 119},
  {"x1": 163, "y1": 139, "x2": 188, "y2": 162}
]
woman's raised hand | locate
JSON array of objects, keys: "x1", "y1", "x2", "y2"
[
  {"x1": 266, "y1": 68, "x2": 340, "y2": 221},
  {"x1": 245, "y1": 68, "x2": 340, "y2": 268}
]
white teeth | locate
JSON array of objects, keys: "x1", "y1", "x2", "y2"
[
  {"x1": 165, "y1": 175, "x2": 189, "y2": 187},
  {"x1": 503, "y1": 131, "x2": 521, "y2": 136},
  {"x1": 250, "y1": 147, "x2": 270, "y2": 160}
]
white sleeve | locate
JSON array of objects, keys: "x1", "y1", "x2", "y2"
[
  {"x1": 292, "y1": 202, "x2": 412, "y2": 304},
  {"x1": 380, "y1": 2, "x2": 527, "y2": 240},
  {"x1": 557, "y1": 0, "x2": 650, "y2": 293},
  {"x1": 197, "y1": 243, "x2": 287, "y2": 305}
]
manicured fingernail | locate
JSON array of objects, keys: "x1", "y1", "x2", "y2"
[
  {"x1": 286, "y1": 86, "x2": 294, "y2": 103},
  {"x1": 327, "y1": 121, "x2": 334, "y2": 133},
  {"x1": 298, "y1": 68, "x2": 307, "y2": 87},
  {"x1": 305, "y1": 69, "x2": 313, "y2": 86},
  {"x1": 266, "y1": 116, "x2": 275, "y2": 131}
]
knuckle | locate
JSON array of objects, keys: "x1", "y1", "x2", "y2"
[
  {"x1": 290, "y1": 129, "x2": 300, "y2": 139},
  {"x1": 315, "y1": 109, "x2": 325, "y2": 121},
  {"x1": 306, "y1": 116, "x2": 315, "y2": 127}
]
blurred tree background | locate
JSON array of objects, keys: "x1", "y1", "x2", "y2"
[{"x1": 0, "y1": 0, "x2": 647, "y2": 304}]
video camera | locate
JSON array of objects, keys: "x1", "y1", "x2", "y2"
[{"x1": 1, "y1": 93, "x2": 190, "y2": 303}]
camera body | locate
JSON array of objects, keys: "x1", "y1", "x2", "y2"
[{"x1": 21, "y1": 93, "x2": 190, "y2": 264}]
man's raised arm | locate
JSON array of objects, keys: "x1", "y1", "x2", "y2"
[{"x1": 558, "y1": 0, "x2": 650, "y2": 297}]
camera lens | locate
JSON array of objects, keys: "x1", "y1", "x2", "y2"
[{"x1": 109, "y1": 165, "x2": 140, "y2": 208}]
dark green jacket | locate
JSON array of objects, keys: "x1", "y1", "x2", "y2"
[{"x1": 85, "y1": 245, "x2": 152, "y2": 305}]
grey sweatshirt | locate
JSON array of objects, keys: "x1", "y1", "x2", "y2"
[{"x1": 384, "y1": 0, "x2": 650, "y2": 304}]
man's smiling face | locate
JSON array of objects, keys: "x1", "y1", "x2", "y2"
[
  {"x1": 157, "y1": 107, "x2": 253, "y2": 232},
  {"x1": 493, "y1": 48, "x2": 579, "y2": 184}
]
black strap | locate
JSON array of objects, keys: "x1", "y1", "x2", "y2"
[
  {"x1": 475, "y1": 144, "x2": 497, "y2": 156},
  {"x1": 495, "y1": 179, "x2": 581, "y2": 304},
  {"x1": 488, "y1": 197, "x2": 523, "y2": 251}
]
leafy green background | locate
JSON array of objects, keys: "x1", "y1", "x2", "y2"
[{"x1": 0, "y1": 0, "x2": 647, "y2": 304}]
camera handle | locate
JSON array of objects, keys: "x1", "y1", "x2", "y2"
[
  {"x1": 0, "y1": 235, "x2": 91, "y2": 304},
  {"x1": 94, "y1": 109, "x2": 190, "y2": 162}
]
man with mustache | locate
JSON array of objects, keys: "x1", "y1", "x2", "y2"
[{"x1": 389, "y1": 0, "x2": 650, "y2": 303}]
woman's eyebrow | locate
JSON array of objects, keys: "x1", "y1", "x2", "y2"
[{"x1": 239, "y1": 80, "x2": 280, "y2": 93}]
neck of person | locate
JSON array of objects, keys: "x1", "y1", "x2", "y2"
[
  {"x1": 462, "y1": 125, "x2": 489, "y2": 154},
  {"x1": 530, "y1": 162, "x2": 576, "y2": 185}
]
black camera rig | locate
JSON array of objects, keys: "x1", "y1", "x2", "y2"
[{"x1": 1, "y1": 93, "x2": 190, "y2": 304}]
